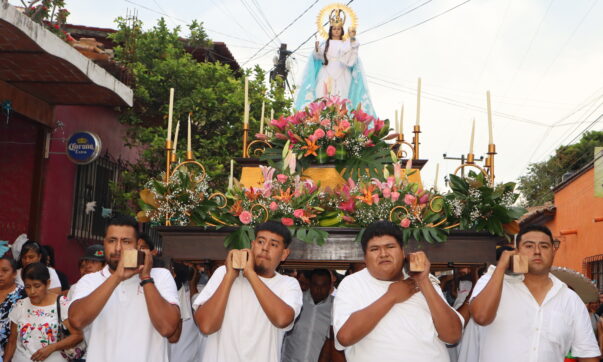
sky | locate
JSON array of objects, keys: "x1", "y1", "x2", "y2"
[{"x1": 18, "y1": 0, "x2": 603, "y2": 189}]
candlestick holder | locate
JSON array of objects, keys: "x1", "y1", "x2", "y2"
[
  {"x1": 186, "y1": 150, "x2": 194, "y2": 161},
  {"x1": 485, "y1": 143, "x2": 496, "y2": 186},
  {"x1": 246, "y1": 140, "x2": 273, "y2": 158},
  {"x1": 453, "y1": 152, "x2": 489, "y2": 179},
  {"x1": 242, "y1": 123, "x2": 250, "y2": 158},
  {"x1": 170, "y1": 153, "x2": 177, "y2": 163},
  {"x1": 412, "y1": 125, "x2": 421, "y2": 160},
  {"x1": 392, "y1": 133, "x2": 415, "y2": 160},
  {"x1": 165, "y1": 140, "x2": 173, "y2": 182}
]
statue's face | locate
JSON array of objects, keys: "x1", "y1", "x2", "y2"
[{"x1": 331, "y1": 26, "x2": 343, "y2": 39}]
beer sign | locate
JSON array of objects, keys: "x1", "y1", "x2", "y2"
[{"x1": 66, "y1": 131, "x2": 102, "y2": 165}]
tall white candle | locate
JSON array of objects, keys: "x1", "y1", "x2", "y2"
[
  {"x1": 173, "y1": 121, "x2": 180, "y2": 153},
  {"x1": 228, "y1": 159, "x2": 234, "y2": 189},
  {"x1": 434, "y1": 163, "x2": 439, "y2": 191},
  {"x1": 487, "y1": 90, "x2": 493, "y2": 144},
  {"x1": 260, "y1": 101, "x2": 265, "y2": 134},
  {"x1": 416, "y1": 78, "x2": 421, "y2": 126},
  {"x1": 270, "y1": 108, "x2": 274, "y2": 121},
  {"x1": 244, "y1": 77, "x2": 249, "y2": 126},
  {"x1": 167, "y1": 88, "x2": 174, "y2": 142},
  {"x1": 187, "y1": 113, "x2": 192, "y2": 153},
  {"x1": 469, "y1": 118, "x2": 475, "y2": 154},
  {"x1": 395, "y1": 110, "x2": 399, "y2": 132},
  {"x1": 400, "y1": 104, "x2": 404, "y2": 133}
]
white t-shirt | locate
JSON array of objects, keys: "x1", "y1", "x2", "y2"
[
  {"x1": 9, "y1": 296, "x2": 69, "y2": 362},
  {"x1": 333, "y1": 268, "x2": 461, "y2": 362},
  {"x1": 281, "y1": 290, "x2": 333, "y2": 362},
  {"x1": 192, "y1": 266, "x2": 303, "y2": 362},
  {"x1": 70, "y1": 266, "x2": 179, "y2": 362},
  {"x1": 468, "y1": 267, "x2": 600, "y2": 362},
  {"x1": 16, "y1": 267, "x2": 61, "y2": 290}
]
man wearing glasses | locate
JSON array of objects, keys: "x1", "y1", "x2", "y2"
[{"x1": 467, "y1": 224, "x2": 600, "y2": 362}]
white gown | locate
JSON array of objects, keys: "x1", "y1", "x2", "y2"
[{"x1": 314, "y1": 39, "x2": 359, "y2": 99}]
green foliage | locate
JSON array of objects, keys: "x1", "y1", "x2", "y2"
[
  {"x1": 108, "y1": 17, "x2": 292, "y2": 214},
  {"x1": 517, "y1": 131, "x2": 603, "y2": 207},
  {"x1": 21, "y1": 0, "x2": 72, "y2": 40}
]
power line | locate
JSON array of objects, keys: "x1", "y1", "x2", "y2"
[
  {"x1": 238, "y1": 0, "x2": 280, "y2": 46},
  {"x1": 208, "y1": 0, "x2": 260, "y2": 41},
  {"x1": 360, "y1": 0, "x2": 434, "y2": 35},
  {"x1": 241, "y1": 0, "x2": 320, "y2": 67},
  {"x1": 363, "y1": 0, "x2": 474, "y2": 46}
]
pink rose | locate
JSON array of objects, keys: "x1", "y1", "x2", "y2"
[
  {"x1": 400, "y1": 218, "x2": 411, "y2": 228},
  {"x1": 340, "y1": 120, "x2": 351, "y2": 129},
  {"x1": 326, "y1": 130, "x2": 335, "y2": 139},
  {"x1": 326, "y1": 145, "x2": 336, "y2": 157},
  {"x1": 276, "y1": 174, "x2": 288, "y2": 183},
  {"x1": 270, "y1": 201, "x2": 278, "y2": 211},
  {"x1": 293, "y1": 209, "x2": 305, "y2": 218},
  {"x1": 404, "y1": 194, "x2": 416, "y2": 205},
  {"x1": 320, "y1": 119, "x2": 331, "y2": 127},
  {"x1": 382, "y1": 187, "x2": 391, "y2": 198},
  {"x1": 239, "y1": 211, "x2": 252, "y2": 224},
  {"x1": 419, "y1": 194, "x2": 430, "y2": 205},
  {"x1": 281, "y1": 217, "x2": 294, "y2": 226},
  {"x1": 391, "y1": 191, "x2": 400, "y2": 202},
  {"x1": 313, "y1": 128, "x2": 326, "y2": 139},
  {"x1": 308, "y1": 134, "x2": 317, "y2": 142}
]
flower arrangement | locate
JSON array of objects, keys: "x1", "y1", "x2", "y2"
[
  {"x1": 445, "y1": 171, "x2": 526, "y2": 236},
  {"x1": 137, "y1": 165, "x2": 218, "y2": 226},
  {"x1": 259, "y1": 96, "x2": 394, "y2": 180},
  {"x1": 220, "y1": 166, "x2": 330, "y2": 248}
]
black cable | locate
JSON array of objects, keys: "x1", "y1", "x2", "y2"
[{"x1": 361, "y1": 0, "x2": 434, "y2": 35}]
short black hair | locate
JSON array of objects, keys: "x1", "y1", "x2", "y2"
[
  {"x1": 19, "y1": 241, "x2": 46, "y2": 267},
  {"x1": 254, "y1": 221, "x2": 292, "y2": 247},
  {"x1": 138, "y1": 232, "x2": 155, "y2": 251},
  {"x1": 517, "y1": 224, "x2": 554, "y2": 244},
  {"x1": 496, "y1": 245, "x2": 515, "y2": 261},
  {"x1": 105, "y1": 214, "x2": 139, "y2": 239},
  {"x1": 42, "y1": 245, "x2": 55, "y2": 267},
  {"x1": 310, "y1": 268, "x2": 331, "y2": 281},
  {"x1": 22, "y1": 262, "x2": 50, "y2": 284},
  {"x1": 0, "y1": 255, "x2": 18, "y2": 272},
  {"x1": 360, "y1": 220, "x2": 404, "y2": 254}
]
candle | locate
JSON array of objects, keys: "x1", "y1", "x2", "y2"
[
  {"x1": 416, "y1": 78, "x2": 421, "y2": 126},
  {"x1": 173, "y1": 121, "x2": 180, "y2": 153},
  {"x1": 270, "y1": 108, "x2": 274, "y2": 121},
  {"x1": 487, "y1": 90, "x2": 493, "y2": 144},
  {"x1": 399, "y1": 104, "x2": 404, "y2": 133},
  {"x1": 260, "y1": 100, "x2": 265, "y2": 134},
  {"x1": 167, "y1": 88, "x2": 174, "y2": 141},
  {"x1": 469, "y1": 118, "x2": 475, "y2": 154},
  {"x1": 434, "y1": 163, "x2": 439, "y2": 191},
  {"x1": 187, "y1": 113, "x2": 192, "y2": 153},
  {"x1": 244, "y1": 77, "x2": 249, "y2": 127},
  {"x1": 228, "y1": 159, "x2": 234, "y2": 189},
  {"x1": 395, "y1": 110, "x2": 399, "y2": 132}
]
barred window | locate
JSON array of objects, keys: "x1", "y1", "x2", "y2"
[
  {"x1": 70, "y1": 156, "x2": 121, "y2": 244},
  {"x1": 584, "y1": 255, "x2": 603, "y2": 292}
]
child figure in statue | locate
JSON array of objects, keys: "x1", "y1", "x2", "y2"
[{"x1": 294, "y1": 5, "x2": 375, "y2": 116}]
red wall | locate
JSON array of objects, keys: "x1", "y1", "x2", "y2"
[
  {"x1": 0, "y1": 115, "x2": 38, "y2": 243},
  {"x1": 39, "y1": 105, "x2": 138, "y2": 283}
]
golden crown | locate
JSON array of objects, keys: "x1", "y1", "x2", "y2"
[
  {"x1": 316, "y1": 3, "x2": 358, "y2": 40},
  {"x1": 329, "y1": 9, "x2": 346, "y2": 27}
]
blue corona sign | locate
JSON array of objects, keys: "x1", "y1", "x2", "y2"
[{"x1": 66, "y1": 131, "x2": 102, "y2": 165}]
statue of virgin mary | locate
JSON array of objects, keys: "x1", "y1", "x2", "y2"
[{"x1": 294, "y1": 4, "x2": 376, "y2": 116}]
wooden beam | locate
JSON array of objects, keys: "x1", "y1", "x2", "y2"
[{"x1": 0, "y1": 79, "x2": 53, "y2": 127}]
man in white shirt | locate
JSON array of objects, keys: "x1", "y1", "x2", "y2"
[
  {"x1": 68, "y1": 215, "x2": 180, "y2": 362},
  {"x1": 193, "y1": 221, "x2": 303, "y2": 362},
  {"x1": 333, "y1": 220, "x2": 463, "y2": 362},
  {"x1": 469, "y1": 224, "x2": 600, "y2": 362},
  {"x1": 281, "y1": 268, "x2": 333, "y2": 362}
]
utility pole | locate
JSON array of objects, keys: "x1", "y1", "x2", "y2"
[
  {"x1": 270, "y1": 44, "x2": 292, "y2": 92},
  {"x1": 442, "y1": 153, "x2": 484, "y2": 183}
]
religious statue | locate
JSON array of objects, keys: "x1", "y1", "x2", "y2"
[{"x1": 294, "y1": 4, "x2": 376, "y2": 116}]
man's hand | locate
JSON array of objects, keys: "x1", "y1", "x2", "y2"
[
  {"x1": 242, "y1": 249, "x2": 255, "y2": 279},
  {"x1": 409, "y1": 251, "x2": 431, "y2": 286},
  {"x1": 31, "y1": 344, "x2": 55, "y2": 361},
  {"x1": 387, "y1": 278, "x2": 418, "y2": 303},
  {"x1": 497, "y1": 250, "x2": 516, "y2": 271},
  {"x1": 140, "y1": 249, "x2": 153, "y2": 279},
  {"x1": 114, "y1": 249, "x2": 143, "y2": 282},
  {"x1": 225, "y1": 249, "x2": 240, "y2": 281}
]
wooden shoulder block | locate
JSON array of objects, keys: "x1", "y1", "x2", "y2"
[
  {"x1": 509, "y1": 254, "x2": 528, "y2": 274},
  {"x1": 408, "y1": 252, "x2": 427, "y2": 272},
  {"x1": 231, "y1": 250, "x2": 248, "y2": 270},
  {"x1": 123, "y1": 249, "x2": 144, "y2": 269}
]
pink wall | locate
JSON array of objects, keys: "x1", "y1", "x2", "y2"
[
  {"x1": 0, "y1": 115, "x2": 38, "y2": 243},
  {"x1": 39, "y1": 105, "x2": 139, "y2": 283}
]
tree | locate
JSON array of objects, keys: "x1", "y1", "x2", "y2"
[
  {"x1": 517, "y1": 130, "x2": 603, "y2": 207},
  {"x1": 109, "y1": 17, "x2": 292, "y2": 214}
]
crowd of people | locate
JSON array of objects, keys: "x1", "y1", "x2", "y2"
[{"x1": 0, "y1": 215, "x2": 600, "y2": 361}]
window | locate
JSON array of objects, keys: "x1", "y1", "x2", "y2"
[
  {"x1": 70, "y1": 155, "x2": 121, "y2": 243},
  {"x1": 584, "y1": 255, "x2": 603, "y2": 292}
]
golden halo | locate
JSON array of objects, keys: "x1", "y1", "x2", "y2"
[{"x1": 316, "y1": 3, "x2": 358, "y2": 40}]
